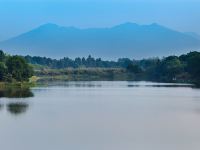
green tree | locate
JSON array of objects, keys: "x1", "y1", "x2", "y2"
[
  {"x1": 126, "y1": 64, "x2": 142, "y2": 74},
  {"x1": 0, "y1": 62, "x2": 7, "y2": 81},
  {"x1": 154, "y1": 56, "x2": 184, "y2": 82},
  {"x1": 185, "y1": 52, "x2": 200, "y2": 84},
  {"x1": 0, "y1": 50, "x2": 6, "y2": 62},
  {"x1": 6, "y1": 56, "x2": 33, "y2": 81}
]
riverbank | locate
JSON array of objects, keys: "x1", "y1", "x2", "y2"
[
  {"x1": 34, "y1": 68, "x2": 196, "y2": 85},
  {"x1": 35, "y1": 68, "x2": 139, "y2": 82},
  {"x1": 0, "y1": 77, "x2": 38, "y2": 88}
]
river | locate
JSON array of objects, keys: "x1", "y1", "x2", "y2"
[{"x1": 0, "y1": 81, "x2": 200, "y2": 150}]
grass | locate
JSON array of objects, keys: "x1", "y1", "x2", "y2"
[
  {"x1": 35, "y1": 68, "x2": 137, "y2": 81},
  {"x1": 0, "y1": 76, "x2": 38, "y2": 88}
]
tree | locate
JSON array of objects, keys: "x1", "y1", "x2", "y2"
[
  {"x1": 6, "y1": 56, "x2": 33, "y2": 81},
  {"x1": 185, "y1": 52, "x2": 200, "y2": 84},
  {"x1": 0, "y1": 50, "x2": 6, "y2": 62},
  {"x1": 0, "y1": 62, "x2": 6, "y2": 81},
  {"x1": 126, "y1": 64, "x2": 142, "y2": 74},
  {"x1": 152, "y1": 56, "x2": 184, "y2": 82}
]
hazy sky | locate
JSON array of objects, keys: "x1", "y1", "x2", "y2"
[{"x1": 0, "y1": 0, "x2": 200, "y2": 41}]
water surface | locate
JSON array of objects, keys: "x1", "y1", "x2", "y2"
[{"x1": 0, "y1": 81, "x2": 200, "y2": 150}]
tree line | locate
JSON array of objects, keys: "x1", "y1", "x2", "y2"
[
  {"x1": 24, "y1": 55, "x2": 135, "y2": 69},
  {"x1": 128, "y1": 51, "x2": 200, "y2": 84},
  {"x1": 0, "y1": 49, "x2": 200, "y2": 84},
  {"x1": 24, "y1": 51, "x2": 200, "y2": 84}
]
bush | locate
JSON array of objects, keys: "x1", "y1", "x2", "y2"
[
  {"x1": 0, "y1": 62, "x2": 7, "y2": 81},
  {"x1": 6, "y1": 56, "x2": 34, "y2": 81}
]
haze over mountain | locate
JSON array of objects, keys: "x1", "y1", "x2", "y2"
[
  {"x1": 0, "y1": 22, "x2": 200, "y2": 59},
  {"x1": 184, "y1": 32, "x2": 200, "y2": 40}
]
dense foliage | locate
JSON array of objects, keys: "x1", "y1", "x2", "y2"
[
  {"x1": 24, "y1": 51, "x2": 200, "y2": 84},
  {"x1": 24, "y1": 55, "x2": 134, "y2": 69},
  {"x1": 136, "y1": 52, "x2": 200, "y2": 84},
  {"x1": 0, "y1": 50, "x2": 33, "y2": 82},
  {"x1": 35, "y1": 68, "x2": 136, "y2": 82},
  {"x1": 1, "y1": 49, "x2": 200, "y2": 84}
]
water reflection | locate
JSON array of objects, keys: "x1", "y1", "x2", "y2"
[
  {"x1": 0, "y1": 81, "x2": 200, "y2": 150},
  {"x1": 0, "y1": 103, "x2": 3, "y2": 111},
  {"x1": 0, "y1": 102, "x2": 29, "y2": 115},
  {"x1": 7, "y1": 102, "x2": 29, "y2": 115},
  {"x1": 35, "y1": 81, "x2": 196, "y2": 89},
  {"x1": 0, "y1": 88, "x2": 34, "y2": 98},
  {"x1": 0, "y1": 87, "x2": 32, "y2": 115},
  {"x1": 38, "y1": 81, "x2": 103, "y2": 88},
  {"x1": 127, "y1": 82, "x2": 194, "y2": 88}
]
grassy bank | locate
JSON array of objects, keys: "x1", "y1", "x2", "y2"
[
  {"x1": 35, "y1": 68, "x2": 141, "y2": 81},
  {"x1": 0, "y1": 82, "x2": 35, "y2": 88},
  {"x1": 0, "y1": 76, "x2": 38, "y2": 88}
]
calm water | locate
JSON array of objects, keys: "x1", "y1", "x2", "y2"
[{"x1": 0, "y1": 81, "x2": 200, "y2": 150}]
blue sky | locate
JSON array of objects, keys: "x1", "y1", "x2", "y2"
[{"x1": 0, "y1": 0, "x2": 200, "y2": 41}]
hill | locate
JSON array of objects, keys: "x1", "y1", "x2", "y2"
[{"x1": 0, "y1": 22, "x2": 200, "y2": 59}]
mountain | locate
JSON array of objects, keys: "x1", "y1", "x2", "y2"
[
  {"x1": 184, "y1": 32, "x2": 200, "y2": 40},
  {"x1": 0, "y1": 22, "x2": 200, "y2": 59}
]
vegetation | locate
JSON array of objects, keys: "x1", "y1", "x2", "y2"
[
  {"x1": 35, "y1": 68, "x2": 137, "y2": 82},
  {"x1": 0, "y1": 87, "x2": 34, "y2": 98},
  {"x1": 24, "y1": 55, "x2": 134, "y2": 69},
  {"x1": 0, "y1": 50, "x2": 34, "y2": 83},
  {"x1": 24, "y1": 51, "x2": 200, "y2": 84},
  {"x1": 1, "y1": 49, "x2": 200, "y2": 85}
]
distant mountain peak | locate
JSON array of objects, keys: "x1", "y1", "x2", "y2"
[
  {"x1": 150, "y1": 23, "x2": 159, "y2": 26},
  {"x1": 38, "y1": 23, "x2": 80, "y2": 31},
  {"x1": 113, "y1": 22, "x2": 139, "y2": 28},
  {"x1": 37, "y1": 22, "x2": 164, "y2": 30},
  {"x1": 120, "y1": 22, "x2": 139, "y2": 26},
  {"x1": 38, "y1": 23, "x2": 59, "y2": 29},
  {"x1": 112, "y1": 22, "x2": 166, "y2": 30},
  {"x1": 0, "y1": 22, "x2": 200, "y2": 59},
  {"x1": 146, "y1": 23, "x2": 167, "y2": 29}
]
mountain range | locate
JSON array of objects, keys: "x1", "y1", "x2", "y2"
[{"x1": 0, "y1": 22, "x2": 200, "y2": 59}]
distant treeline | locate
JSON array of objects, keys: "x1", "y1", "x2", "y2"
[
  {"x1": 24, "y1": 55, "x2": 133, "y2": 68},
  {"x1": 24, "y1": 52, "x2": 200, "y2": 84},
  {"x1": 1, "y1": 49, "x2": 200, "y2": 85}
]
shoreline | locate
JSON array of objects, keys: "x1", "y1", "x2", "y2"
[{"x1": 0, "y1": 81, "x2": 36, "y2": 88}]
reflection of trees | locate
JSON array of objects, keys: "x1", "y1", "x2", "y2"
[
  {"x1": 0, "y1": 103, "x2": 3, "y2": 111},
  {"x1": 7, "y1": 102, "x2": 29, "y2": 115},
  {"x1": 0, "y1": 88, "x2": 34, "y2": 98}
]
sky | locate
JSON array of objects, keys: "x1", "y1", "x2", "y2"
[{"x1": 0, "y1": 0, "x2": 200, "y2": 41}]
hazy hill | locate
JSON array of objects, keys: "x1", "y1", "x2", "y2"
[
  {"x1": 0, "y1": 22, "x2": 200, "y2": 59},
  {"x1": 185, "y1": 32, "x2": 200, "y2": 40}
]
